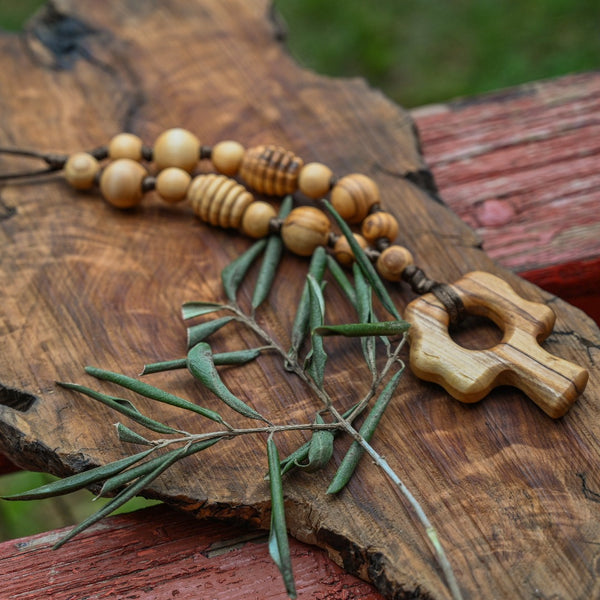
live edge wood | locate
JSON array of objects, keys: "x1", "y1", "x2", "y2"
[{"x1": 0, "y1": 2, "x2": 599, "y2": 599}]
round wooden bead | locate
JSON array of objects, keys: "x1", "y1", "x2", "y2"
[
  {"x1": 153, "y1": 128, "x2": 200, "y2": 173},
  {"x1": 108, "y1": 133, "x2": 143, "y2": 161},
  {"x1": 330, "y1": 173, "x2": 380, "y2": 224},
  {"x1": 155, "y1": 167, "x2": 191, "y2": 203},
  {"x1": 298, "y1": 162, "x2": 333, "y2": 199},
  {"x1": 361, "y1": 211, "x2": 399, "y2": 244},
  {"x1": 332, "y1": 233, "x2": 368, "y2": 267},
  {"x1": 281, "y1": 206, "x2": 331, "y2": 256},
  {"x1": 240, "y1": 200, "x2": 277, "y2": 238},
  {"x1": 376, "y1": 245, "x2": 414, "y2": 282},
  {"x1": 99, "y1": 158, "x2": 147, "y2": 208},
  {"x1": 64, "y1": 152, "x2": 100, "y2": 190},
  {"x1": 211, "y1": 140, "x2": 245, "y2": 176}
]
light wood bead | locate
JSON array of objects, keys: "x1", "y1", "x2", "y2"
[
  {"x1": 240, "y1": 200, "x2": 277, "y2": 238},
  {"x1": 153, "y1": 128, "x2": 200, "y2": 173},
  {"x1": 281, "y1": 206, "x2": 331, "y2": 257},
  {"x1": 376, "y1": 245, "x2": 414, "y2": 282},
  {"x1": 108, "y1": 133, "x2": 143, "y2": 161},
  {"x1": 361, "y1": 211, "x2": 399, "y2": 244},
  {"x1": 99, "y1": 158, "x2": 147, "y2": 209},
  {"x1": 330, "y1": 173, "x2": 380, "y2": 224},
  {"x1": 332, "y1": 233, "x2": 368, "y2": 267},
  {"x1": 239, "y1": 145, "x2": 304, "y2": 196},
  {"x1": 212, "y1": 140, "x2": 245, "y2": 176},
  {"x1": 298, "y1": 162, "x2": 333, "y2": 199},
  {"x1": 64, "y1": 152, "x2": 100, "y2": 190},
  {"x1": 155, "y1": 167, "x2": 191, "y2": 203}
]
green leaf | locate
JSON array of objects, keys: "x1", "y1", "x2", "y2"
[
  {"x1": 142, "y1": 348, "x2": 264, "y2": 375},
  {"x1": 294, "y1": 415, "x2": 334, "y2": 473},
  {"x1": 251, "y1": 195, "x2": 292, "y2": 310},
  {"x1": 187, "y1": 316, "x2": 235, "y2": 349},
  {"x1": 321, "y1": 199, "x2": 401, "y2": 320},
  {"x1": 221, "y1": 238, "x2": 268, "y2": 302},
  {"x1": 326, "y1": 254, "x2": 358, "y2": 309},
  {"x1": 327, "y1": 368, "x2": 404, "y2": 495},
  {"x1": 267, "y1": 438, "x2": 297, "y2": 599},
  {"x1": 84, "y1": 366, "x2": 224, "y2": 425},
  {"x1": 287, "y1": 246, "x2": 327, "y2": 363},
  {"x1": 313, "y1": 321, "x2": 410, "y2": 337},
  {"x1": 58, "y1": 381, "x2": 182, "y2": 435},
  {"x1": 187, "y1": 343, "x2": 269, "y2": 423},
  {"x1": 1, "y1": 448, "x2": 155, "y2": 500},
  {"x1": 54, "y1": 444, "x2": 190, "y2": 549},
  {"x1": 181, "y1": 302, "x2": 229, "y2": 320},
  {"x1": 304, "y1": 275, "x2": 327, "y2": 389},
  {"x1": 115, "y1": 423, "x2": 154, "y2": 446}
]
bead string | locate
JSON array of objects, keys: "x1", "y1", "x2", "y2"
[{"x1": 0, "y1": 128, "x2": 465, "y2": 321}]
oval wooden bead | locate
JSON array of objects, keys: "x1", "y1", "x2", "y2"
[
  {"x1": 361, "y1": 211, "x2": 399, "y2": 244},
  {"x1": 99, "y1": 158, "x2": 147, "y2": 209},
  {"x1": 375, "y1": 245, "x2": 414, "y2": 282},
  {"x1": 188, "y1": 173, "x2": 254, "y2": 229},
  {"x1": 64, "y1": 152, "x2": 100, "y2": 190},
  {"x1": 330, "y1": 173, "x2": 380, "y2": 224},
  {"x1": 240, "y1": 200, "x2": 277, "y2": 238},
  {"x1": 155, "y1": 167, "x2": 191, "y2": 203},
  {"x1": 239, "y1": 145, "x2": 304, "y2": 196},
  {"x1": 153, "y1": 128, "x2": 200, "y2": 173},
  {"x1": 281, "y1": 206, "x2": 331, "y2": 257},
  {"x1": 332, "y1": 233, "x2": 368, "y2": 267},
  {"x1": 108, "y1": 133, "x2": 143, "y2": 161},
  {"x1": 211, "y1": 140, "x2": 245, "y2": 176},
  {"x1": 298, "y1": 162, "x2": 333, "y2": 199}
]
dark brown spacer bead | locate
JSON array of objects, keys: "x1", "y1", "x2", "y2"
[
  {"x1": 375, "y1": 237, "x2": 391, "y2": 252},
  {"x1": 142, "y1": 145, "x2": 153, "y2": 161},
  {"x1": 269, "y1": 217, "x2": 283, "y2": 234},
  {"x1": 90, "y1": 146, "x2": 109, "y2": 161},
  {"x1": 142, "y1": 175, "x2": 156, "y2": 192},
  {"x1": 200, "y1": 145, "x2": 212, "y2": 160}
]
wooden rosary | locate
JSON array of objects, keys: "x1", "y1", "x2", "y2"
[{"x1": 0, "y1": 128, "x2": 589, "y2": 418}]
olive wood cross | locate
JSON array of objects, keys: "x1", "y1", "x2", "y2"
[{"x1": 404, "y1": 271, "x2": 589, "y2": 418}]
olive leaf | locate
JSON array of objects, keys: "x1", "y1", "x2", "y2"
[
  {"x1": 303, "y1": 274, "x2": 327, "y2": 389},
  {"x1": 187, "y1": 315, "x2": 235, "y2": 349},
  {"x1": 181, "y1": 301, "x2": 230, "y2": 320},
  {"x1": 221, "y1": 238, "x2": 268, "y2": 302},
  {"x1": 294, "y1": 414, "x2": 334, "y2": 472},
  {"x1": 326, "y1": 254, "x2": 358, "y2": 309},
  {"x1": 267, "y1": 437, "x2": 297, "y2": 599},
  {"x1": 187, "y1": 342, "x2": 269, "y2": 423},
  {"x1": 115, "y1": 423, "x2": 154, "y2": 446},
  {"x1": 142, "y1": 348, "x2": 263, "y2": 375},
  {"x1": 313, "y1": 321, "x2": 410, "y2": 337}
]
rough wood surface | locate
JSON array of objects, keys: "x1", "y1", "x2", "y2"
[
  {"x1": 0, "y1": 504, "x2": 384, "y2": 599},
  {"x1": 0, "y1": 2, "x2": 599, "y2": 599}
]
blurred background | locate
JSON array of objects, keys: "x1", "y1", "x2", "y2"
[{"x1": 0, "y1": 0, "x2": 598, "y2": 540}]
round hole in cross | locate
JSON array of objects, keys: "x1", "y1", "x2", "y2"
[{"x1": 449, "y1": 313, "x2": 503, "y2": 350}]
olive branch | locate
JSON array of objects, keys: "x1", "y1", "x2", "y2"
[{"x1": 2, "y1": 198, "x2": 463, "y2": 600}]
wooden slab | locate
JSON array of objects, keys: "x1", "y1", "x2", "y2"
[{"x1": 1, "y1": 2, "x2": 599, "y2": 599}]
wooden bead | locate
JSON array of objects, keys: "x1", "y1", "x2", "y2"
[
  {"x1": 361, "y1": 211, "x2": 399, "y2": 244},
  {"x1": 240, "y1": 200, "x2": 277, "y2": 238},
  {"x1": 153, "y1": 128, "x2": 200, "y2": 173},
  {"x1": 239, "y1": 145, "x2": 304, "y2": 196},
  {"x1": 281, "y1": 206, "x2": 331, "y2": 257},
  {"x1": 64, "y1": 152, "x2": 100, "y2": 190},
  {"x1": 99, "y1": 158, "x2": 147, "y2": 209},
  {"x1": 211, "y1": 140, "x2": 245, "y2": 176},
  {"x1": 375, "y1": 245, "x2": 414, "y2": 281},
  {"x1": 330, "y1": 174, "x2": 380, "y2": 224},
  {"x1": 332, "y1": 234, "x2": 368, "y2": 267},
  {"x1": 298, "y1": 162, "x2": 333, "y2": 199},
  {"x1": 188, "y1": 173, "x2": 254, "y2": 228},
  {"x1": 155, "y1": 167, "x2": 191, "y2": 203},
  {"x1": 108, "y1": 133, "x2": 143, "y2": 161}
]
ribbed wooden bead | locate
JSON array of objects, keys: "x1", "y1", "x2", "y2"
[
  {"x1": 281, "y1": 206, "x2": 331, "y2": 257},
  {"x1": 376, "y1": 245, "x2": 414, "y2": 282},
  {"x1": 361, "y1": 211, "x2": 399, "y2": 244},
  {"x1": 99, "y1": 158, "x2": 147, "y2": 208},
  {"x1": 239, "y1": 145, "x2": 304, "y2": 196},
  {"x1": 330, "y1": 174, "x2": 380, "y2": 224},
  {"x1": 332, "y1": 233, "x2": 368, "y2": 267},
  {"x1": 240, "y1": 200, "x2": 277, "y2": 238},
  {"x1": 64, "y1": 152, "x2": 100, "y2": 190},
  {"x1": 153, "y1": 128, "x2": 200, "y2": 173},
  {"x1": 108, "y1": 133, "x2": 143, "y2": 161},
  {"x1": 155, "y1": 167, "x2": 191, "y2": 203},
  {"x1": 188, "y1": 173, "x2": 254, "y2": 228},
  {"x1": 211, "y1": 140, "x2": 245, "y2": 176},
  {"x1": 298, "y1": 162, "x2": 333, "y2": 199}
]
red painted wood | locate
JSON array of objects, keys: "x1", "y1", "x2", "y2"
[
  {"x1": 0, "y1": 504, "x2": 384, "y2": 599},
  {"x1": 0, "y1": 455, "x2": 18, "y2": 476}
]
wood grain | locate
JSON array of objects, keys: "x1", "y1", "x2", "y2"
[{"x1": 1, "y1": 2, "x2": 599, "y2": 599}]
